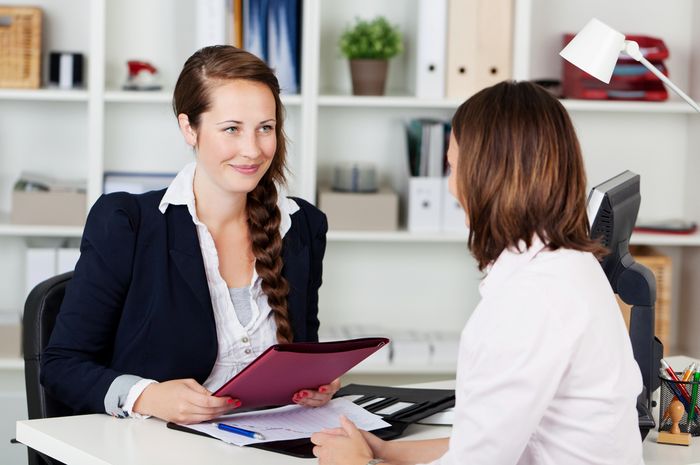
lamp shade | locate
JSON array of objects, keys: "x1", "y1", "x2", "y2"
[{"x1": 559, "y1": 18, "x2": 625, "y2": 84}]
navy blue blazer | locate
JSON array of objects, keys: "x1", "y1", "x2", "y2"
[{"x1": 41, "y1": 190, "x2": 327, "y2": 414}]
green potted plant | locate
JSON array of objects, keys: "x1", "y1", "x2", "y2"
[{"x1": 339, "y1": 16, "x2": 403, "y2": 96}]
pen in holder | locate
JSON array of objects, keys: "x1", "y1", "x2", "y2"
[{"x1": 658, "y1": 374, "x2": 700, "y2": 436}]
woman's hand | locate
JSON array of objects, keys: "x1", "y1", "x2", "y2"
[
  {"x1": 311, "y1": 415, "x2": 375, "y2": 465},
  {"x1": 132, "y1": 378, "x2": 240, "y2": 424},
  {"x1": 293, "y1": 378, "x2": 341, "y2": 407}
]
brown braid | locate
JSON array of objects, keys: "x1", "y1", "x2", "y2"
[
  {"x1": 247, "y1": 176, "x2": 292, "y2": 343},
  {"x1": 173, "y1": 45, "x2": 293, "y2": 342}
]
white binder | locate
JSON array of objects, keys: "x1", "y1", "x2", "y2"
[
  {"x1": 25, "y1": 248, "x2": 57, "y2": 299},
  {"x1": 195, "y1": 0, "x2": 228, "y2": 49},
  {"x1": 445, "y1": 0, "x2": 514, "y2": 98},
  {"x1": 440, "y1": 177, "x2": 467, "y2": 233},
  {"x1": 57, "y1": 248, "x2": 81, "y2": 274},
  {"x1": 415, "y1": 0, "x2": 448, "y2": 98},
  {"x1": 408, "y1": 177, "x2": 442, "y2": 232}
]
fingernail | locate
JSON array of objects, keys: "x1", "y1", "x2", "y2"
[
  {"x1": 227, "y1": 398, "x2": 234, "y2": 405},
  {"x1": 319, "y1": 387, "x2": 327, "y2": 393},
  {"x1": 235, "y1": 400, "x2": 242, "y2": 407}
]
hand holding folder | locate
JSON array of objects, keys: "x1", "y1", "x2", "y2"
[{"x1": 213, "y1": 337, "x2": 389, "y2": 409}]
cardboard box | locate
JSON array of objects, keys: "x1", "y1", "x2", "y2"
[
  {"x1": 318, "y1": 187, "x2": 398, "y2": 231},
  {"x1": 0, "y1": 323, "x2": 21, "y2": 359},
  {"x1": 11, "y1": 191, "x2": 86, "y2": 226}
]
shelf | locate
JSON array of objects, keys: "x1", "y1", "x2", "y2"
[
  {"x1": 0, "y1": 222, "x2": 83, "y2": 238},
  {"x1": 327, "y1": 230, "x2": 466, "y2": 243},
  {"x1": 0, "y1": 358, "x2": 23, "y2": 370},
  {"x1": 630, "y1": 231, "x2": 700, "y2": 246},
  {"x1": 104, "y1": 90, "x2": 172, "y2": 103},
  {"x1": 105, "y1": 90, "x2": 303, "y2": 106},
  {"x1": 318, "y1": 94, "x2": 461, "y2": 109},
  {"x1": 560, "y1": 99, "x2": 697, "y2": 114},
  {"x1": 317, "y1": 95, "x2": 699, "y2": 113},
  {"x1": 328, "y1": 230, "x2": 700, "y2": 246},
  {"x1": 0, "y1": 89, "x2": 89, "y2": 102}
]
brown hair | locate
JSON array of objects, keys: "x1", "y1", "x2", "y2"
[
  {"x1": 451, "y1": 80, "x2": 606, "y2": 271},
  {"x1": 173, "y1": 45, "x2": 292, "y2": 343}
]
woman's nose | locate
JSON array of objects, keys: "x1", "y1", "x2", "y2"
[{"x1": 239, "y1": 132, "x2": 261, "y2": 159}]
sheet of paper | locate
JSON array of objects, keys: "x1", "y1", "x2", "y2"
[{"x1": 183, "y1": 397, "x2": 390, "y2": 446}]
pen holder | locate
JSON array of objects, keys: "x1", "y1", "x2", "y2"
[{"x1": 658, "y1": 374, "x2": 700, "y2": 436}]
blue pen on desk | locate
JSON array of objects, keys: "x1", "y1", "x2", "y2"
[{"x1": 216, "y1": 423, "x2": 266, "y2": 440}]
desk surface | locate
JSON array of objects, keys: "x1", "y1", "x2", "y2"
[
  {"x1": 17, "y1": 361, "x2": 700, "y2": 465},
  {"x1": 16, "y1": 412, "x2": 449, "y2": 465}
]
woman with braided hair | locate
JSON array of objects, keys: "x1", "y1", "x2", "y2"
[{"x1": 41, "y1": 46, "x2": 334, "y2": 424}]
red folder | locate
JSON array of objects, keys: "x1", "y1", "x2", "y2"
[{"x1": 213, "y1": 337, "x2": 390, "y2": 408}]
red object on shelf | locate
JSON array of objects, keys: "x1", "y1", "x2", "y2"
[
  {"x1": 562, "y1": 34, "x2": 670, "y2": 101},
  {"x1": 127, "y1": 60, "x2": 157, "y2": 76}
]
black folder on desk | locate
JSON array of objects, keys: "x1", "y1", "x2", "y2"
[
  {"x1": 334, "y1": 384, "x2": 456, "y2": 440},
  {"x1": 167, "y1": 383, "x2": 455, "y2": 458}
]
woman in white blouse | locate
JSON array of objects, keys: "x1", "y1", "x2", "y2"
[{"x1": 311, "y1": 81, "x2": 644, "y2": 465}]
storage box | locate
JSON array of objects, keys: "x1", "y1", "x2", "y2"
[
  {"x1": 0, "y1": 323, "x2": 21, "y2": 358},
  {"x1": 11, "y1": 191, "x2": 86, "y2": 226},
  {"x1": 616, "y1": 246, "x2": 672, "y2": 349},
  {"x1": 318, "y1": 187, "x2": 398, "y2": 231},
  {"x1": 0, "y1": 6, "x2": 42, "y2": 89}
]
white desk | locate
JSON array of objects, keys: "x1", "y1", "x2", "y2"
[
  {"x1": 15, "y1": 413, "x2": 448, "y2": 465},
  {"x1": 17, "y1": 367, "x2": 700, "y2": 465}
]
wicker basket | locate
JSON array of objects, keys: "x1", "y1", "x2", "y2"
[
  {"x1": 0, "y1": 6, "x2": 42, "y2": 89},
  {"x1": 617, "y1": 246, "x2": 672, "y2": 350}
]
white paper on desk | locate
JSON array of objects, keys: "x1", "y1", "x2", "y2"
[{"x1": 183, "y1": 398, "x2": 390, "y2": 446}]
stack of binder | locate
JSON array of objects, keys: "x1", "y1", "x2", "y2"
[
  {"x1": 404, "y1": 119, "x2": 467, "y2": 233},
  {"x1": 415, "y1": 0, "x2": 513, "y2": 99},
  {"x1": 562, "y1": 34, "x2": 670, "y2": 101},
  {"x1": 335, "y1": 384, "x2": 455, "y2": 440}
]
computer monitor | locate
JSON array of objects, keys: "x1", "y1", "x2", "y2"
[
  {"x1": 587, "y1": 170, "x2": 641, "y2": 285},
  {"x1": 587, "y1": 170, "x2": 662, "y2": 438}
]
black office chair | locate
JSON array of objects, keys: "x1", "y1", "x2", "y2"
[{"x1": 22, "y1": 272, "x2": 74, "y2": 465}]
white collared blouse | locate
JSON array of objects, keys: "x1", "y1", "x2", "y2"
[{"x1": 426, "y1": 237, "x2": 644, "y2": 465}]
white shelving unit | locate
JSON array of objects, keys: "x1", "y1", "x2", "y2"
[
  {"x1": 0, "y1": 0, "x2": 696, "y2": 344},
  {"x1": 1, "y1": 5, "x2": 700, "y2": 458}
]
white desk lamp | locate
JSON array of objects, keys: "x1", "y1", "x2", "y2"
[{"x1": 559, "y1": 17, "x2": 700, "y2": 113}]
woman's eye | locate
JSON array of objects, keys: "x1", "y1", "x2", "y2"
[
  {"x1": 259, "y1": 125, "x2": 274, "y2": 134},
  {"x1": 224, "y1": 126, "x2": 238, "y2": 134}
]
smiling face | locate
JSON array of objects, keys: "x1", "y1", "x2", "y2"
[{"x1": 180, "y1": 79, "x2": 277, "y2": 197}]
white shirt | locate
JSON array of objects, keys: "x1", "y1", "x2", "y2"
[
  {"x1": 429, "y1": 237, "x2": 644, "y2": 465},
  {"x1": 121, "y1": 162, "x2": 299, "y2": 415}
]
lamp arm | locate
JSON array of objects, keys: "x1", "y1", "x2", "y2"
[{"x1": 624, "y1": 40, "x2": 700, "y2": 113}]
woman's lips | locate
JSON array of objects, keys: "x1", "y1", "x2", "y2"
[{"x1": 231, "y1": 164, "x2": 260, "y2": 175}]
